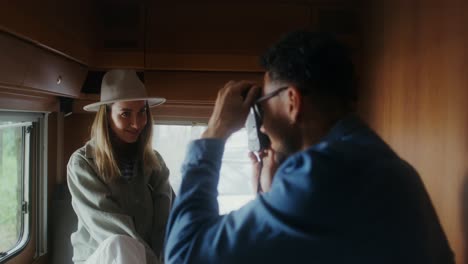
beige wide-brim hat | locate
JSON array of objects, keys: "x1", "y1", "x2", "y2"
[{"x1": 83, "y1": 69, "x2": 166, "y2": 112}]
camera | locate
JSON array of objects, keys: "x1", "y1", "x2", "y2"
[{"x1": 245, "y1": 104, "x2": 270, "y2": 152}]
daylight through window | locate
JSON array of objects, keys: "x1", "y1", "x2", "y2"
[{"x1": 153, "y1": 124, "x2": 255, "y2": 214}]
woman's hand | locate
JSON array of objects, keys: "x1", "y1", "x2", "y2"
[{"x1": 249, "y1": 148, "x2": 279, "y2": 193}]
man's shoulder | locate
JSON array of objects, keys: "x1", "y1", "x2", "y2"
[{"x1": 316, "y1": 115, "x2": 397, "y2": 161}]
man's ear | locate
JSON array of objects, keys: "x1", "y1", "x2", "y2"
[{"x1": 287, "y1": 86, "x2": 302, "y2": 124}]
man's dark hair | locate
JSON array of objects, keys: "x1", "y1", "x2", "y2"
[{"x1": 260, "y1": 31, "x2": 357, "y2": 112}]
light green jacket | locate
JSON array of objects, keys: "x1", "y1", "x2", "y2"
[{"x1": 67, "y1": 140, "x2": 174, "y2": 264}]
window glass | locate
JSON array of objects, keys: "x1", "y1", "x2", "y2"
[
  {"x1": 153, "y1": 124, "x2": 255, "y2": 214},
  {"x1": 0, "y1": 121, "x2": 27, "y2": 254}
]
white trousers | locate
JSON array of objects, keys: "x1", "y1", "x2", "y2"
[{"x1": 85, "y1": 235, "x2": 147, "y2": 264}]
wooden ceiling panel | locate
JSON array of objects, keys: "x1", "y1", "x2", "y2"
[
  {"x1": 146, "y1": 3, "x2": 312, "y2": 54},
  {"x1": 1, "y1": 0, "x2": 361, "y2": 72},
  {"x1": 93, "y1": 0, "x2": 145, "y2": 51}
]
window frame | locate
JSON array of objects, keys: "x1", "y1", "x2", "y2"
[{"x1": 0, "y1": 111, "x2": 47, "y2": 262}]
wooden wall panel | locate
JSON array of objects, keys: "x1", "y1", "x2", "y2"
[
  {"x1": 0, "y1": 33, "x2": 33, "y2": 87},
  {"x1": 62, "y1": 113, "x2": 94, "y2": 181},
  {"x1": 146, "y1": 71, "x2": 261, "y2": 122},
  {"x1": 360, "y1": 1, "x2": 468, "y2": 263},
  {"x1": 145, "y1": 53, "x2": 262, "y2": 72},
  {"x1": 48, "y1": 113, "x2": 66, "y2": 186},
  {"x1": 0, "y1": 89, "x2": 58, "y2": 112},
  {"x1": 0, "y1": 32, "x2": 88, "y2": 100},
  {"x1": 23, "y1": 45, "x2": 88, "y2": 98},
  {"x1": 152, "y1": 101, "x2": 213, "y2": 124},
  {"x1": 145, "y1": 71, "x2": 262, "y2": 101}
]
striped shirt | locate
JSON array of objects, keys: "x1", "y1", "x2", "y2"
[{"x1": 119, "y1": 158, "x2": 134, "y2": 180}]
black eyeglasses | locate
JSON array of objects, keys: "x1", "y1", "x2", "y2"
[
  {"x1": 255, "y1": 86, "x2": 289, "y2": 104},
  {"x1": 252, "y1": 86, "x2": 289, "y2": 123}
]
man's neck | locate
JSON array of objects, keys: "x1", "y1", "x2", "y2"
[{"x1": 300, "y1": 113, "x2": 346, "y2": 151}]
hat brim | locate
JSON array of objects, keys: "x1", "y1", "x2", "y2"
[{"x1": 83, "y1": 97, "x2": 166, "y2": 112}]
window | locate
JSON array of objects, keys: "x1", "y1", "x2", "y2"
[
  {"x1": 0, "y1": 120, "x2": 31, "y2": 259},
  {"x1": 0, "y1": 112, "x2": 46, "y2": 262},
  {"x1": 153, "y1": 124, "x2": 255, "y2": 214}
]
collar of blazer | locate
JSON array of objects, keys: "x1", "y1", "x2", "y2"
[{"x1": 84, "y1": 140, "x2": 96, "y2": 160}]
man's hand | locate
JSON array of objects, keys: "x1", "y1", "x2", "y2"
[
  {"x1": 249, "y1": 149, "x2": 279, "y2": 193},
  {"x1": 202, "y1": 81, "x2": 261, "y2": 140}
]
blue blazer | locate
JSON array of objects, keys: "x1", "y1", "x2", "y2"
[{"x1": 165, "y1": 115, "x2": 454, "y2": 264}]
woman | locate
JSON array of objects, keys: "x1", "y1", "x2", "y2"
[{"x1": 67, "y1": 70, "x2": 173, "y2": 264}]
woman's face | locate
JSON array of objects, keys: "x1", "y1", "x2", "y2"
[{"x1": 108, "y1": 100, "x2": 148, "y2": 144}]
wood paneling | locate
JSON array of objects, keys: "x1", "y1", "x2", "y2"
[
  {"x1": 152, "y1": 101, "x2": 213, "y2": 124},
  {"x1": 144, "y1": 3, "x2": 311, "y2": 71},
  {"x1": 145, "y1": 53, "x2": 262, "y2": 72},
  {"x1": 90, "y1": 51, "x2": 145, "y2": 70},
  {"x1": 146, "y1": 3, "x2": 311, "y2": 55},
  {"x1": 0, "y1": 0, "x2": 93, "y2": 64},
  {"x1": 0, "y1": 33, "x2": 34, "y2": 87},
  {"x1": 0, "y1": 1, "x2": 361, "y2": 71},
  {"x1": 89, "y1": 1, "x2": 360, "y2": 71},
  {"x1": 48, "y1": 113, "x2": 66, "y2": 185},
  {"x1": 23, "y1": 45, "x2": 88, "y2": 98},
  {"x1": 62, "y1": 113, "x2": 94, "y2": 180},
  {"x1": 0, "y1": 32, "x2": 88, "y2": 100},
  {"x1": 145, "y1": 71, "x2": 263, "y2": 101},
  {"x1": 0, "y1": 88, "x2": 58, "y2": 112},
  {"x1": 360, "y1": 1, "x2": 468, "y2": 263}
]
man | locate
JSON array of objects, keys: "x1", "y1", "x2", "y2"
[{"x1": 164, "y1": 31, "x2": 454, "y2": 263}]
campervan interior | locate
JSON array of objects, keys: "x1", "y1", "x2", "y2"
[{"x1": 0, "y1": 0, "x2": 466, "y2": 263}]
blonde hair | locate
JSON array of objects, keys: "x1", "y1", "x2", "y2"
[{"x1": 90, "y1": 103, "x2": 160, "y2": 182}]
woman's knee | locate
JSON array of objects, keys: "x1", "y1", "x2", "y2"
[
  {"x1": 101, "y1": 235, "x2": 143, "y2": 252},
  {"x1": 86, "y1": 235, "x2": 146, "y2": 264}
]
